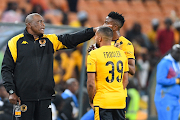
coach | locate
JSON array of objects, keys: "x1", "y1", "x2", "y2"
[{"x1": 1, "y1": 13, "x2": 96, "y2": 120}]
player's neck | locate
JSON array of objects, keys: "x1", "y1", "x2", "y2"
[
  {"x1": 100, "y1": 42, "x2": 111, "y2": 47},
  {"x1": 112, "y1": 31, "x2": 121, "y2": 40}
]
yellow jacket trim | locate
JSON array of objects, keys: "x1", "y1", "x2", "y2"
[{"x1": 8, "y1": 34, "x2": 24, "y2": 62}]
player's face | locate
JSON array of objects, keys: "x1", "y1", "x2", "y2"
[
  {"x1": 30, "y1": 15, "x2": 45, "y2": 35},
  {"x1": 103, "y1": 16, "x2": 114, "y2": 30}
]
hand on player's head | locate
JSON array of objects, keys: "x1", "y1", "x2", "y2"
[{"x1": 93, "y1": 25, "x2": 112, "y2": 33}]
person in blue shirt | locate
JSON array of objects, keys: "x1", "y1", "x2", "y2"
[
  {"x1": 154, "y1": 44, "x2": 180, "y2": 120},
  {"x1": 61, "y1": 78, "x2": 79, "y2": 119}
]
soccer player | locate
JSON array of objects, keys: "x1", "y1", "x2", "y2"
[
  {"x1": 87, "y1": 26, "x2": 129, "y2": 120},
  {"x1": 88, "y1": 11, "x2": 135, "y2": 75}
]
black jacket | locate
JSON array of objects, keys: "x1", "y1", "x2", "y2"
[{"x1": 1, "y1": 28, "x2": 95, "y2": 101}]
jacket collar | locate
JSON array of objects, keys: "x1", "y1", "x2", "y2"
[{"x1": 24, "y1": 29, "x2": 43, "y2": 41}]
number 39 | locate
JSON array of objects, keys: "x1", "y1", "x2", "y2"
[{"x1": 105, "y1": 60, "x2": 123, "y2": 83}]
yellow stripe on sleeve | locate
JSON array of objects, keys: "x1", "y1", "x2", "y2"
[
  {"x1": 44, "y1": 34, "x2": 67, "y2": 52},
  {"x1": 8, "y1": 34, "x2": 24, "y2": 63}
]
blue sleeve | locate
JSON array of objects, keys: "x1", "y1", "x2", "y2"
[
  {"x1": 156, "y1": 60, "x2": 176, "y2": 86},
  {"x1": 81, "y1": 109, "x2": 94, "y2": 120}
]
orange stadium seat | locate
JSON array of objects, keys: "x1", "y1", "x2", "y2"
[{"x1": 160, "y1": 1, "x2": 176, "y2": 17}]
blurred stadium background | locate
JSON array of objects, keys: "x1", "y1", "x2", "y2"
[{"x1": 0, "y1": 0, "x2": 180, "y2": 120}]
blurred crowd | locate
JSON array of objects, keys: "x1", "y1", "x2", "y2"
[{"x1": 1, "y1": 0, "x2": 180, "y2": 120}]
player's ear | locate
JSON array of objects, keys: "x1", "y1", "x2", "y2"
[
  {"x1": 112, "y1": 25, "x2": 118, "y2": 31},
  {"x1": 99, "y1": 36, "x2": 102, "y2": 42}
]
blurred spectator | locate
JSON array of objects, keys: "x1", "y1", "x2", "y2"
[
  {"x1": 136, "y1": 48, "x2": 150, "y2": 96},
  {"x1": 68, "y1": 12, "x2": 81, "y2": 27},
  {"x1": 30, "y1": 0, "x2": 48, "y2": 11},
  {"x1": 52, "y1": 94, "x2": 65, "y2": 120},
  {"x1": 126, "y1": 81, "x2": 140, "y2": 120},
  {"x1": 0, "y1": 84, "x2": 12, "y2": 120},
  {"x1": 51, "y1": 102, "x2": 58, "y2": 120},
  {"x1": 77, "y1": 11, "x2": 89, "y2": 27},
  {"x1": 157, "y1": 18, "x2": 174, "y2": 56},
  {"x1": 61, "y1": 78, "x2": 79, "y2": 120},
  {"x1": 67, "y1": 0, "x2": 78, "y2": 12},
  {"x1": 173, "y1": 20, "x2": 180, "y2": 44},
  {"x1": 154, "y1": 44, "x2": 180, "y2": 120},
  {"x1": 0, "y1": 51, "x2": 3, "y2": 82},
  {"x1": 31, "y1": 4, "x2": 44, "y2": 16},
  {"x1": 1, "y1": 2, "x2": 23, "y2": 23},
  {"x1": 125, "y1": 22, "x2": 151, "y2": 49},
  {"x1": 147, "y1": 18, "x2": 159, "y2": 48},
  {"x1": 44, "y1": 9, "x2": 63, "y2": 25}
]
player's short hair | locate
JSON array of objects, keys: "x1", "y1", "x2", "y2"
[
  {"x1": 108, "y1": 11, "x2": 125, "y2": 29},
  {"x1": 97, "y1": 26, "x2": 113, "y2": 41}
]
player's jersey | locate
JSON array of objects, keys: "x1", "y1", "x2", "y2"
[
  {"x1": 87, "y1": 46, "x2": 129, "y2": 109},
  {"x1": 111, "y1": 36, "x2": 135, "y2": 59}
]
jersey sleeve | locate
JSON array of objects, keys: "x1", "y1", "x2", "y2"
[
  {"x1": 87, "y1": 51, "x2": 97, "y2": 73},
  {"x1": 123, "y1": 42, "x2": 135, "y2": 59}
]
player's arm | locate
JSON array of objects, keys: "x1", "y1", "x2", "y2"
[
  {"x1": 124, "y1": 42, "x2": 135, "y2": 75},
  {"x1": 123, "y1": 72, "x2": 129, "y2": 89},
  {"x1": 87, "y1": 73, "x2": 96, "y2": 104},
  {"x1": 86, "y1": 51, "x2": 97, "y2": 105},
  {"x1": 123, "y1": 57, "x2": 129, "y2": 89},
  {"x1": 128, "y1": 59, "x2": 135, "y2": 75},
  {"x1": 128, "y1": 59, "x2": 136, "y2": 75}
]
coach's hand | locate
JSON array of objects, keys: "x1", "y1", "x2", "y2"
[
  {"x1": 9, "y1": 93, "x2": 21, "y2": 105},
  {"x1": 93, "y1": 25, "x2": 112, "y2": 33}
]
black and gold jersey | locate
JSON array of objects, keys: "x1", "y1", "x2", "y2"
[{"x1": 87, "y1": 46, "x2": 129, "y2": 109}]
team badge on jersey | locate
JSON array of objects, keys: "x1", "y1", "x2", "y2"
[
  {"x1": 21, "y1": 104, "x2": 27, "y2": 112},
  {"x1": 39, "y1": 39, "x2": 46, "y2": 47}
]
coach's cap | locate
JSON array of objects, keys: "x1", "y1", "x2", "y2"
[
  {"x1": 151, "y1": 18, "x2": 159, "y2": 26},
  {"x1": 172, "y1": 44, "x2": 180, "y2": 50}
]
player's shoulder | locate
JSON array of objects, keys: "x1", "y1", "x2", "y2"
[
  {"x1": 119, "y1": 36, "x2": 133, "y2": 46},
  {"x1": 88, "y1": 48, "x2": 98, "y2": 56}
]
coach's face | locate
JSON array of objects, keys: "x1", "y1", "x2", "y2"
[{"x1": 30, "y1": 15, "x2": 45, "y2": 35}]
